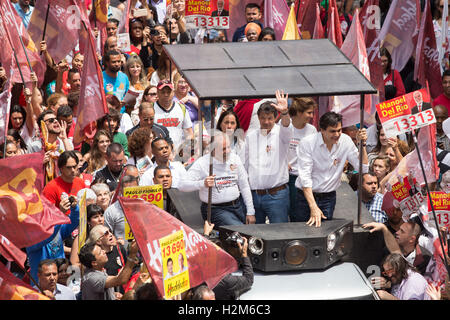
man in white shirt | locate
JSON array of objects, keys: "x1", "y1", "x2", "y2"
[
  {"x1": 179, "y1": 133, "x2": 255, "y2": 227},
  {"x1": 287, "y1": 97, "x2": 317, "y2": 221},
  {"x1": 245, "y1": 90, "x2": 292, "y2": 224},
  {"x1": 139, "y1": 137, "x2": 187, "y2": 188},
  {"x1": 153, "y1": 80, "x2": 193, "y2": 153},
  {"x1": 295, "y1": 111, "x2": 368, "y2": 227}
]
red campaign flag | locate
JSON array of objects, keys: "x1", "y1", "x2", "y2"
[
  {"x1": 118, "y1": 0, "x2": 131, "y2": 34},
  {"x1": 0, "y1": 66, "x2": 13, "y2": 145},
  {"x1": 27, "y1": 0, "x2": 79, "y2": 64},
  {"x1": 119, "y1": 197, "x2": 238, "y2": 297},
  {"x1": 295, "y1": 0, "x2": 319, "y2": 39},
  {"x1": 326, "y1": 0, "x2": 343, "y2": 47},
  {"x1": 0, "y1": 0, "x2": 46, "y2": 86},
  {"x1": 414, "y1": 0, "x2": 443, "y2": 100},
  {"x1": 264, "y1": 0, "x2": 290, "y2": 41},
  {"x1": 0, "y1": 262, "x2": 50, "y2": 300},
  {"x1": 0, "y1": 234, "x2": 26, "y2": 268},
  {"x1": 0, "y1": 152, "x2": 71, "y2": 249},
  {"x1": 378, "y1": 0, "x2": 419, "y2": 72},
  {"x1": 312, "y1": 3, "x2": 324, "y2": 39},
  {"x1": 359, "y1": 0, "x2": 384, "y2": 114},
  {"x1": 331, "y1": 9, "x2": 372, "y2": 127},
  {"x1": 74, "y1": 23, "x2": 108, "y2": 140}
]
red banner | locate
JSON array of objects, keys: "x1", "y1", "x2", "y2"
[
  {"x1": 27, "y1": 0, "x2": 79, "y2": 64},
  {"x1": 264, "y1": 0, "x2": 290, "y2": 40},
  {"x1": 326, "y1": 0, "x2": 343, "y2": 48},
  {"x1": 0, "y1": 234, "x2": 27, "y2": 268},
  {"x1": 0, "y1": 262, "x2": 49, "y2": 300},
  {"x1": 118, "y1": 197, "x2": 238, "y2": 297},
  {"x1": 296, "y1": 0, "x2": 319, "y2": 40},
  {"x1": 0, "y1": 152, "x2": 71, "y2": 248},
  {"x1": 0, "y1": 0, "x2": 46, "y2": 85}
]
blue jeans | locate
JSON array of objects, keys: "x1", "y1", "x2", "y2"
[
  {"x1": 252, "y1": 187, "x2": 290, "y2": 224},
  {"x1": 201, "y1": 197, "x2": 246, "y2": 227},
  {"x1": 293, "y1": 189, "x2": 337, "y2": 222},
  {"x1": 288, "y1": 174, "x2": 298, "y2": 222}
]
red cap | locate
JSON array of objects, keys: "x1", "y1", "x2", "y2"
[{"x1": 157, "y1": 79, "x2": 174, "y2": 90}]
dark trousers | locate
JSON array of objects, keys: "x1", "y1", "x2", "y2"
[
  {"x1": 201, "y1": 196, "x2": 246, "y2": 227},
  {"x1": 292, "y1": 189, "x2": 337, "y2": 222}
]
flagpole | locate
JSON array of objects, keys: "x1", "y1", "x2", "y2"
[
  {"x1": 357, "y1": 94, "x2": 364, "y2": 226},
  {"x1": 412, "y1": 129, "x2": 450, "y2": 275},
  {"x1": 41, "y1": 2, "x2": 51, "y2": 42},
  {"x1": 207, "y1": 102, "x2": 215, "y2": 224}
]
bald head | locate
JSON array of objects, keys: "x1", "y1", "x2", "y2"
[
  {"x1": 211, "y1": 132, "x2": 231, "y2": 161},
  {"x1": 434, "y1": 104, "x2": 448, "y2": 134}
]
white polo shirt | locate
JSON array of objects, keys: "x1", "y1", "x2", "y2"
[
  {"x1": 178, "y1": 153, "x2": 255, "y2": 215},
  {"x1": 295, "y1": 132, "x2": 368, "y2": 193},
  {"x1": 244, "y1": 124, "x2": 292, "y2": 190}
]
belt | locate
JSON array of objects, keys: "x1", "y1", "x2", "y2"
[
  {"x1": 202, "y1": 198, "x2": 240, "y2": 207},
  {"x1": 298, "y1": 189, "x2": 336, "y2": 199},
  {"x1": 254, "y1": 184, "x2": 287, "y2": 195}
]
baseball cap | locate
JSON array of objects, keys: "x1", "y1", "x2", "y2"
[{"x1": 157, "y1": 79, "x2": 174, "y2": 90}]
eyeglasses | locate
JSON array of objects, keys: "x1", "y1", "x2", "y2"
[
  {"x1": 99, "y1": 229, "x2": 112, "y2": 240},
  {"x1": 146, "y1": 92, "x2": 157, "y2": 96},
  {"x1": 382, "y1": 268, "x2": 394, "y2": 276},
  {"x1": 45, "y1": 117, "x2": 58, "y2": 124}
]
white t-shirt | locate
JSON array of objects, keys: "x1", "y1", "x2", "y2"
[
  {"x1": 153, "y1": 101, "x2": 193, "y2": 151},
  {"x1": 139, "y1": 160, "x2": 187, "y2": 188},
  {"x1": 287, "y1": 123, "x2": 317, "y2": 176}
]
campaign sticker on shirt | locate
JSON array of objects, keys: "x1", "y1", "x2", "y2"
[
  {"x1": 214, "y1": 175, "x2": 238, "y2": 192},
  {"x1": 333, "y1": 158, "x2": 341, "y2": 166},
  {"x1": 230, "y1": 164, "x2": 237, "y2": 171},
  {"x1": 106, "y1": 83, "x2": 114, "y2": 94}
]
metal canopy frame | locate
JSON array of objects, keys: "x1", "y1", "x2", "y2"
[{"x1": 163, "y1": 39, "x2": 378, "y2": 226}]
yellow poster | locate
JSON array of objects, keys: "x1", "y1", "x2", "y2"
[
  {"x1": 123, "y1": 185, "x2": 164, "y2": 240},
  {"x1": 159, "y1": 230, "x2": 190, "y2": 299},
  {"x1": 78, "y1": 190, "x2": 87, "y2": 253}
]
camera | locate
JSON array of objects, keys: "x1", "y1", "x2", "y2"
[
  {"x1": 150, "y1": 28, "x2": 159, "y2": 36},
  {"x1": 68, "y1": 196, "x2": 76, "y2": 205},
  {"x1": 225, "y1": 232, "x2": 245, "y2": 246}
]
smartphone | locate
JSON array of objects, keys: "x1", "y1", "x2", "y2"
[{"x1": 133, "y1": 8, "x2": 148, "y2": 18}]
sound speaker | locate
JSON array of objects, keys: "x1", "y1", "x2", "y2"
[{"x1": 219, "y1": 219, "x2": 353, "y2": 272}]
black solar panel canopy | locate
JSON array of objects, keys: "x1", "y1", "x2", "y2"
[{"x1": 163, "y1": 39, "x2": 378, "y2": 100}]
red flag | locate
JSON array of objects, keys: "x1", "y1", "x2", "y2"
[
  {"x1": 0, "y1": 0, "x2": 46, "y2": 85},
  {"x1": 0, "y1": 262, "x2": 49, "y2": 300},
  {"x1": 312, "y1": 3, "x2": 324, "y2": 39},
  {"x1": 295, "y1": 0, "x2": 319, "y2": 39},
  {"x1": 119, "y1": 197, "x2": 238, "y2": 297},
  {"x1": 27, "y1": 0, "x2": 79, "y2": 64},
  {"x1": 74, "y1": 23, "x2": 108, "y2": 140},
  {"x1": 326, "y1": 0, "x2": 343, "y2": 47},
  {"x1": 0, "y1": 234, "x2": 26, "y2": 268},
  {"x1": 264, "y1": 0, "x2": 290, "y2": 40},
  {"x1": 89, "y1": 0, "x2": 109, "y2": 28},
  {"x1": 414, "y1": 0, "x2": 443, "y2": 100},
  {"x1": 0, "y1": 153, "x2": 71, "y2": 248},
  {"x1": 118, "y1": 0, "x2": 131, "y2": 34},
  {"x1": 359, "y1": 0, "x2": 384, "y2": 114},
  {"x1": 331, "y1": 9, "x2": 372, "y2": 127},
  {"x1": 0, "y1": 66, "x2": 13, "y2": 145}
]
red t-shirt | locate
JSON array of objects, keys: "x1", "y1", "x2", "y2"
[
  {"x1": 433, "y1": 94, "x2": 450, "y2": 115},
  {"x1": 42, "y1": 176, "x2": 86, "y2": 214}
]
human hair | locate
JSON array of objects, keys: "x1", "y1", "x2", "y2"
[
  {"x1": 128, "y1": 127, "x2": 154, "y2": 158},
  {"x1": 288, "y1": 97, "x2": 317, "y2": 117},
  {"x1": 372, "y1": 155, "x2": 391, "y2": 172},
  {"x1": 216, "y1": 109, "x2": 241, "y2": 132},
  {"x1": 442, "y1": 69, "x2": 450, "y2": 80},
  {"x1": 57, "y1": 150, "x2": 79, "y2": 169},
  {"x1": 0, "y1": 140, "x2": 17, "y2": 157},
  {"x1": 106, "y1": 142, "x2": 124, "y2": 157},
  {"x1": 124, "y1": 55, "x2": 148, "y2": 88},
  {"x1": 362, "y1": 171, "x2": 378, "y2": 182},
  {"x1": 79, "y1": 243, "x2": 97, "y2": 269},
  {"x1": 7, "y1": 128, "x2": 27, "y2": 150},
  {"x1": 37, "y1": 109, "x2": 55, "y2": 128},
  {"x1": 151, "y1": 137, "x2": 169, "y2": 150},
  {"x1": 87, "y1": 204, "x2": 104, "y2": 221},
  {"x1": 319, "y1": 112, "x2": 342, "y2": 130},
  {"x1": 103, "y1": 49, "x2": 121, "y2": 63},
  {"x1": 37, "y1": 259, "x2": 57, "y2": 274},
  {"x1": 9, "y1": 105, "x2": 27, "y2": 130},
  {"x1": 139, "y1": 101, "x2": 154, "y2": 114},
  {"x1": 191, "y1": 285, "x2": 214, "y2": 300},
  {"x1": 154, "y1": 164, "x2": 171, "y2": 177},
  {"x1": 258, "y1": 27, "x2": 276, "y2": 41},
  {"x1": 404, "y1": 220, "x2": 422, "y2": 246},
  {"x1": 122, "y1": 175, "x2": 139, "y2": 187},
  {"x1": 67, "y1": 90, "x2": 80, "y2": 110},
  {"x1": 143, "y1": 85, "x2": 157, "y2": 97},
  {"x1": 106, "y1": 94, "x2": 121, "y2": 110},
  {"x1": 87, "y1": 130, "x2": 112, "y2": 174},
  {"x1": 380, "y1": 47, "x2": 392, "y2": 73},
  {"x1": 135, "y1": 282, "x2": 160, "y2": 300},
  {"x1": 156, "y1": 50, "x2": 173, "y2": 81},
  {"x1": 91, "y1": 182, "x2": 110, "y2": 196},
  {"x1": 382, "y1": 253, "x2": 412, "y2": 281},
  {"x1": 56, "y1": 104, "x2": 73, "y2": 118},
  {"x1": 98, "y1": 107, "x2": 121, "y2": 133},
  {"x1": 67, "y1": 68, "x2": 80, "y2": 80},
  {"x1": 107, "y1": 18, "x2": 119, "y2": 26},
  {"x1": 54, "y1": 257, "x2": 69, "y2": 270},
  {"x1": 257, "y1": 101, "x2": 277, "y2": 118},
  {"x1": 245, "y1": 2, "x2": 261, "y2": 11},
  {"x1": 47, "y1": 92, "x2": 66, "y2": 109}
]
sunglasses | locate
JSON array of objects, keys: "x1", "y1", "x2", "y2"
[
  {"x1": 99, "y1": 229, "x2": 112, "y2": 240},
  {"x1": 146, "y1": 92, "x2": 157, "y2": 96},
  {"x1": 45, "y1": 117, "x2": 58, "y2": 124}
]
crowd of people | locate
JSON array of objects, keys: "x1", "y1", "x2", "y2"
[{"x1": 1, "y1": 0, "x2": 450, "y2": 301}]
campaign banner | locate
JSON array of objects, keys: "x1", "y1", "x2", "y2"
[
  {"x1": 77, "y1": 190, "x2": 87, "y2": 254},
  {"x1": 391, "y1": 176, "x2": 425, "y2": 221},
  {"x1": 123, "y1": 185, "x2": 164, "y2": 240},
  {"x1": 428, "y1": 192, "x2": 450, "y2": 228},
  {"x1": 185, "y1": 0, "x2": 230, "y2": 29},
  {"x1": 376, "y1": 88, "x2": 435, "y2": 138},
  {"x1": 159, "y1": 230, "x2": 190, "y2": 298}
]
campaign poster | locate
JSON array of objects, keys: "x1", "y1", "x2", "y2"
[
  {"x1": 376, "y1": 88, "x2": 435, "y2": 138},
  {"x1": 428, "y1": 192, "x2": 450, "y2": 228},
  {"x1": 185, "y1": 0, "x2": 230, "y2": 29},
  {"x1": 391, "y1": 176, "x2": 425, "y2": 221},
  {"x1": 159, "y1": 230, "x2": 190, "y2": 299},
  {"x1": 123, "y1": 185, "x2": 164, "y2": 240},
  {"x1": 78, "y1": 191, "x2": 87, "y2": 253}
]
